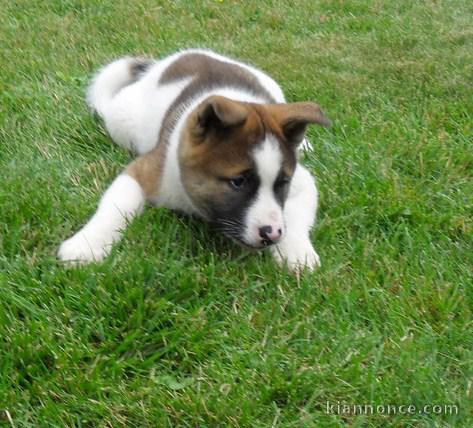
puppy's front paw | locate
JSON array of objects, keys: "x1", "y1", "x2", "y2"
[
  {"x1": 272, "y1": 239, "x2": 321, "y2": 272},
  {"x1": 58, "y1": 233, "x2": 110, "y2": 265}
]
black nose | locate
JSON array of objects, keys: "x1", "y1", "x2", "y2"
[{"x1": 259, "y1": 225, "x2": 273, "y2": 239}]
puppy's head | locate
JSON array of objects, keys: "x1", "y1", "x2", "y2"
[{"x1": 179, "y1": 95, "x2": 330, "y2": 249}]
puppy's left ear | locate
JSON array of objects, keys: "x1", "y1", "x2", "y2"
[{"x1": 271, "y1": 102, "x2": 331, "y2": 146}]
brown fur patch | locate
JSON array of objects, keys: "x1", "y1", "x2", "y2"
[
  {"x1": 125, "y1": 150, "x2": 162, "y2": 199},
  {"x1": 159, "y1": 53, "x2": 276, "y2": 102}
]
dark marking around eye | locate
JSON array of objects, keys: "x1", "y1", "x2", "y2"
[
  {"x1": 273, "y1": 170, "x2": 292, "y2": 207},
  {"x1": 275, "y1": 175, "x2": 290, "y2": 188}
]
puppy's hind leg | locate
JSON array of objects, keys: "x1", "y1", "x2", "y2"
[{"x1": 58, "y1": 174, "x2": 145, "y2": 264}]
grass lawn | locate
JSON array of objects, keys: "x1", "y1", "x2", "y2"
[{"x1": 1, "y1": 0, "x2": 472, "y2": 426}]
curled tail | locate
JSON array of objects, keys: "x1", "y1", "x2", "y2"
[{"x1": 86, "y1": 57, "x2": 154, "y2": 117}]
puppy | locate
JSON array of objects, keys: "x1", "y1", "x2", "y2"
[{"x1": 58, "y1": 49, "x2": 330, "y2": 271}]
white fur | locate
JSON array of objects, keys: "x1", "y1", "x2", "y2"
[
  {"x1": 243, "y1": 136, "x2": 285, "y2": 246},
  {"x1": 58, "y1": 174, "x2": 144, "y2": 263},
  {"x1": 271, "y1": 165, "x2": 320, "y2": 271},
  {"x1": 86, "y1": 57, "x2": 146, "y2": 116},
  {"x1": 60, "y1": 50, "x2": 320, "y2": 271}
]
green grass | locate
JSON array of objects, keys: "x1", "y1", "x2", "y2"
[{"x1": 1, "y1": 0, "x2": 472, "y2": 426}]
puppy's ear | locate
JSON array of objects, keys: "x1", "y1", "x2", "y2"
[
  {"x1": 270, "y1": 102, "x2": 331, "y2": 146},
  {"x1": 193, "y1": 95, "x2": 248, "y2": 139}
]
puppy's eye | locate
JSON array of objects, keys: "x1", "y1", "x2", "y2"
[{"x1": 229, "y1": 176, "x2": 246, "y2": 189}]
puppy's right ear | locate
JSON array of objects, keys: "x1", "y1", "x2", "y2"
[{"x1": 192, "y1": 95, "x2": 248, "y2": 139}]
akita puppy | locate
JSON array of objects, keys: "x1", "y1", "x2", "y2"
[{"x1": 58, "y1": 49, "x2": 330, "y2": 271}]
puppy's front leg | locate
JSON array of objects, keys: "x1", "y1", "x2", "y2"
[
  {"x1": 58, "y1": 173, "x2": 145, "y2": 264},
  {"x1": 271, "y1": 165, "x2": 321, "y2": 272}
]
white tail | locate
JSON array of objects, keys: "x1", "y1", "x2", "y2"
[{"x1": 86, "y1": 57, "x2": 153, "y2": 117}]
